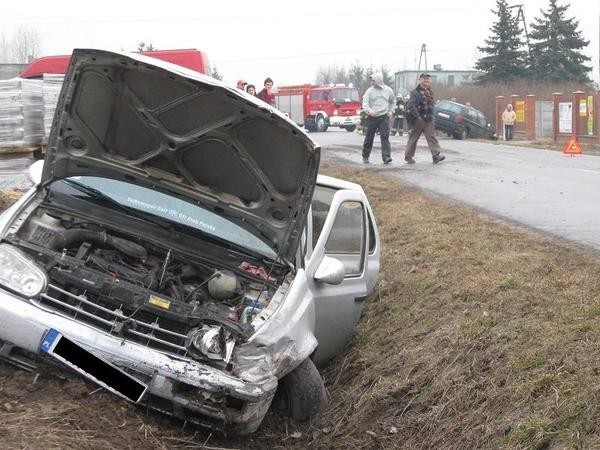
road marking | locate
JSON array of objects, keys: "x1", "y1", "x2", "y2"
[{"x1": 574, "y1": 168, "x2": 600, "y2": 175}]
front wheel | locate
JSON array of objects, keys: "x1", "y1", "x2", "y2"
[
  {"x1": 459, "y1": 128, "x2": 469, "y2": 140},
  {"x1": 344, "y1": 125, "x2": 356, "y2": 132},
  {"x1": 278, "y1": 358, "x2": 327, "y2": 421},
  {"x1": 316, "y1": 115, "x2": 328, "y2": 132}
]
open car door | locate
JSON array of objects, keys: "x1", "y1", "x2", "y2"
[{"x1": 306, "y1": 183, "x2": 380, "y2": 366}]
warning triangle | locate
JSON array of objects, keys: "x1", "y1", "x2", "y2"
[{"x1": 562, "y1": 137, "x2": 583, "y2": 155}]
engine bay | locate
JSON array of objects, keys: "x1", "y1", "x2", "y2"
[{"x1": 7, "y1": 207, "x2": 286, "y2": 365}]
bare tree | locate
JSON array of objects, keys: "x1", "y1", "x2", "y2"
[
  {"x1": 12, "y1": 27, "x2": 40, "y2": 63},
  {"x1": 0, "y1": 32, "x2": 12, "y2": 62},
  {"x1": 210, "y1": 65, "x2": 224, "y2": 81},
  {"x1": 137, "y1": 42, "x2": 157, "y2": 52}
]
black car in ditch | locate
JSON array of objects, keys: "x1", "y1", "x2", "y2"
[{"x1": 434, "y1": 101, "x2": 497, "y2": 140}]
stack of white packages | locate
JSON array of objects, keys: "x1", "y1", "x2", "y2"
[
  {"x1": 42, "y1": 74, "x2": 64, "y2": 139},
  {"x1": 0, "y1": 78, "x2": 25, "y2": 147},
  {"x1": 0, "y1": 78, "x2": 44, "y2": 148},
  {"x1": 21, "y1": 79, "x2": 43, "y2": 146}
]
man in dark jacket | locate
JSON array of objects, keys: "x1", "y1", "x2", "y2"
[
  {"x1": 257, "y1": 77, "x2": 275, "y2": 106},
  {"x1": 404, "y1": 73, "x2": 445, "y2": 164}
]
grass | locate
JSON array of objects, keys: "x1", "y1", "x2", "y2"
[
  {"x1": 299, "y1": 163, "x2": 600, "y2": 449},
  {"x1": 2, "y1": 162, "x2": 600, "y2": 449}
]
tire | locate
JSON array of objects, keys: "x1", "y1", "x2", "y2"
[
  {"x1": 278, "y1": 358, "x2": 327, "y2": 421},
  {"x1": 459, "y1": 127, "x2": 469, "y2": 140},
  {"x1": 345, "y1": 125, "x2": 356, "y2": 132},
  {"x1": 316, "y1": 115, "x2": 328, "y2": 132}
]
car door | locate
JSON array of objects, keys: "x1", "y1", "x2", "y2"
[{"x1": 305, "y1": 184, "x2": 379, "y2": 366}]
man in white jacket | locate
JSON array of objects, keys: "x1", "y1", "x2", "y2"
[{"x1": 361, "y1": 72, "x2": 396, "y2": 164}]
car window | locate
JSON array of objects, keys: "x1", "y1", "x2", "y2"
[
  {"x1": 368, "y1": 213, "x2": 376, "y2": 254},
  {"x1": 332, "y1": 89, "x2": 360, "y2": 103},
  {"x1": 476, "y1": 111, "x2": 487, "y2": 127},
  {"x1": 325, "y1": 201, "x2": 365, "y2": 276},
  {"x1": 467, "y1": 109, "x2": 478, "y2": 121},
  {"x1": 437, "y1": 101, "x2": 462, "y2": 114},
  {"x1": 311, "y1": 185, "x2": 337, "y2": 249},
  {"x1": 310, "y1": 91, "x2": 322, "y2": 101},
  {"x1": 57, "y1": 176, "x2": 277, "y2": 258}
]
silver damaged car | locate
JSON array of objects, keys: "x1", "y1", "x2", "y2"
[{"x1": 0, "y1": 49, "x2": 380, "y2": 434}]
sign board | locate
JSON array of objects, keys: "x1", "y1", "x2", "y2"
[
  {"x1": 515, "y1": 100, "x2": 525, "y2": 123},
  {"x1": 579, "y1": 99, "x2": 587, "y2": 117},
  {"x1": 558, "y1": 102, "x2": 572, "y2": 134},
  {"x1": 562, "y1": 137, "x2": 583, "y2": 155},
  {"x1": 588, "y1": 95, "x2": 594, "y2": 136}
]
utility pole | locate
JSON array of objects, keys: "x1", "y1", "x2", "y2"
[
  {"x1": 509, "y1": 4, "x2": 531, "y2": 55},
  {"x1": 416, "y1": 43, "x2": 428, "y2": 82}
]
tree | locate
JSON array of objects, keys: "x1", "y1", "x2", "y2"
[
  {"x1": 474, "y1": 0, "x2": 528, "y2": 83},
  {"x1": 210, "y1": 65, "x2": 224, "y2": 81},
  {"x1": 11, "y1": 27, "x2": 40, "y2": 63},
  {"x1": 348, "y1": 61, "x2": 365, "y2": 91},
  {"x1": 528, "y1": 0, "x2": 591, "y2": 82},
  {"x1": 137, "y1": 42, "x2": 157, "y2": 52}
]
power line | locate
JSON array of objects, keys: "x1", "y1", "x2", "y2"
[{"x1": 213, "y1": 46, "x2": 476, "y2": 64}]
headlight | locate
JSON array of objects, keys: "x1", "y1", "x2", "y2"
[{"x1": 0, "y1": 244, "x2": 47, "y2": 297}]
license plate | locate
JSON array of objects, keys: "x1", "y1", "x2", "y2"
[
  {"x1": 40, "y1": 328, "x2": 147, "y2": 403},
  {"x1": 437, "y1": 112, "x2": 450, "y2": 119}
]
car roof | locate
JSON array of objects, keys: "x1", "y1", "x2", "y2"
[
  {"x1": 317, "y1": 174, "x2": 363, "y2": 191},
  {"x1": 438, "y1": 100, "x2": 485, "y2": 115}
]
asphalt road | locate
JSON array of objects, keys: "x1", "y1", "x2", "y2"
[{"x1": 315, "y1": 129, "x2": 600, "y2": 251}]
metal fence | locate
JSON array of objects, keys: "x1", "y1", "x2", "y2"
[{"x1": 535, "y1": 101, "x2": 553, "y2": 138}]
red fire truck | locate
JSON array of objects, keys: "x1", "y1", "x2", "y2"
[{"x1": 274, "y1": 84, "x2": 361, "y2": 132}]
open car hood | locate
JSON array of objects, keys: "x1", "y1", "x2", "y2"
[{"x1": 42, "y1": 49, "x2": 320, "y2": 263}]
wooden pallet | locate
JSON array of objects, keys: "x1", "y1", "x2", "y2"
[{"x1": 0, "y1": 146, "x2": 41, "y2": 159}]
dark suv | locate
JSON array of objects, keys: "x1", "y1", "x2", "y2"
[{"x1": 434, "y1": 101, "x2": 497, "y2": 140}]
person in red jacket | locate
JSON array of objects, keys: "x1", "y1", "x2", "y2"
[{"x1": 257, "y1": 77, "x2": 274, "y2": 106}]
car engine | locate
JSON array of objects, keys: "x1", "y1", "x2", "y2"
[{"x1": 8, "y1": 210, "x2": 280, "y2": 367}]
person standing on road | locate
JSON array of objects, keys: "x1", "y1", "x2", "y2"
[
  {"x1": 391, "y1": 96, "x2": 405, "y2": 136},
  {"x1": 361, "y1": 72, "x2": 395, "y2": 164},
  {"x1": 502, "y1": 104, "x2": 516, "y2": 141},
  {"x1": 257, "y1": 77, "x2": 275, "y2": 106},
  {"x1": 404, "y1": 73, "x2": 445, "y2": 164}
]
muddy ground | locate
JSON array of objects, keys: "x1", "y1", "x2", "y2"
[{"x1": 1, "y1": 161, "x2": 600, "y2": 449}]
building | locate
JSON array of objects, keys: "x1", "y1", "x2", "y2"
[
  {"x1": 394, "y1": 66, "x2": 478, "y2": 97},
  {"x1": 0, "y1": 64, "x2": 28, "y2": 79}
]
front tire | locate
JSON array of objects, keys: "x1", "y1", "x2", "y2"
[
  {"x1": 316, "y1": 115, "x2": 328, "y2": 132},
  {"x1": 278, "y1": 358, "x2": 327, "y2": 421},
  {"x1": 344, "y1": 125, "x2": 356, "y2": 132},
  {"x1": 458, "y1": 127, "x2": 469, "y2": 140}
]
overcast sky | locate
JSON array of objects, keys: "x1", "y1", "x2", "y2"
[{"x1": 1, "y1": 0, "x2": 599, "y2": 87}]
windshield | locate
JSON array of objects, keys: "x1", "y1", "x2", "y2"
[
  {"x1": 56, "y1": 176, "x2": 277, "y2": 258},
  {"x1": 333, "y1": 89, "x2": 360, "y2": 103}
]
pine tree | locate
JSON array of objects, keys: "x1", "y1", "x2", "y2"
[
  {"x1": 529, "y1": 0, "x2": 591, "y2": 82},
  {"x1": 475, "y1": 0, "x2": 528, "y2": 83}
]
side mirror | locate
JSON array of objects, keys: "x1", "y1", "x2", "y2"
[
  {"x1": 28, "y1": 159, "x2": 44, "y2": 185},
  {"x1": 314, "y1": 256, "x2": 345, "y2": 285}
]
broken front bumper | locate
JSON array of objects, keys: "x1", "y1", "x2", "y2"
[{"x1": 0, "y1": 287, "x2": 277, "y2": 434}]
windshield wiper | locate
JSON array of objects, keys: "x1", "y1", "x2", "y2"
[{"x1": 60, "y1": 179, "x2": 175, "y2": 231}]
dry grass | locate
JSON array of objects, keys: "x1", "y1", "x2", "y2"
[
  {"x1": 297, "y1": 164, "x2": 600, "y2": 449},
  {"x1": 1, "y1": 169, "x2": 600, "y2": 449}
]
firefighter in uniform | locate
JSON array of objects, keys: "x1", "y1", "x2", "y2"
[
  {"x1": 357, "y1": 108, "x2": 368, "y2": 135},
  {"x1": 391, "y1": 96, "x2": 405, "y2": 136}
]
